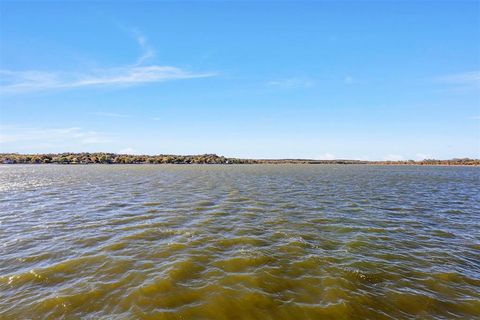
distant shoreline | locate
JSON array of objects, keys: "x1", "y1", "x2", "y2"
[
  {"x1": 2, "y1": 163, "x2": 479, "y2": 167},
  {"x1": 1, "y1": 153, "x2": 479, "y2": 166}
]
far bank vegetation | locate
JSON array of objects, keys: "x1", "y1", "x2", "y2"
[{"x1": 1, "y1": 153, "x2": 479, "y2": 166}]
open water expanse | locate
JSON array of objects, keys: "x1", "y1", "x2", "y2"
[{"x1": 0, "y1": 164, "x2": 479, "y2": 319}]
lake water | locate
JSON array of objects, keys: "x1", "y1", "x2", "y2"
[{"x1": 0, "y1": 165, "x2": 479, "y2": 319}]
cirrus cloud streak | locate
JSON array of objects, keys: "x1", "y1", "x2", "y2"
[
  {"x1": 0, "y1": 66, "x2": 215, "y2": 94},
  {"x1": 0, "y1": 125, "x2": 113, "y2": 146}
]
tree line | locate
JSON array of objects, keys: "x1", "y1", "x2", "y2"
[
  {"x1": 1, "y1": 153, "x2": 478, "y2": 165},
  {"x1": 0, "y1": 153, "x2": 239, "y2": 164}
]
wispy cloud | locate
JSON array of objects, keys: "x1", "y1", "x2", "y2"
[
  {"x1": 0, "y1": 66, "x2": 215, "y2": 94},
  {"x1": 0, "y1": 126, "x2": 113, "y2": 145},
  {"x1": 133, "y1": 31, "x2": 155, "y2": 66},
  {"x1": 0, "y1": 30, "x2": 215, "y2": 94},
  {"x1": 435, "y1": 71, "x2": 480, "y2": 90},
  {"x1": 317, "y1": 152, "x2": 336, "y2": 160},
  {"x1": 267, "y1": 77, "x2": 314, "y2": 89}
]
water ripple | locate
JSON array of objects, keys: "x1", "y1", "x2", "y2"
[{"x1": 0, "y1": 164, "x2": 479, "y2": 319}]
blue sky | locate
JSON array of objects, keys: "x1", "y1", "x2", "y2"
[{"x1": 0, "y1": 1, "x2": 479, "y2": 160}]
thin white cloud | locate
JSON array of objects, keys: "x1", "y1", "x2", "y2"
[
  {"x1": 0, "y1": 30, "x2": 215, "y2": 94},
  {"x1": 317, "y1": 152, "x2": 336, "y2": 160},
  {"x1": 133, "y1": 32, "x2": 155, "y2": 65},
  {"x1": 0, "y1": 126, "x2": 112, "y2": 145},
  {"x1": 435, "y1": 71, "x2": 480, "y2": 90},
  {"x1": 267, "y1": 77, "x2": 314, "y2": 88},
  {"x1": 0, "y1": 66, "x2": 215, "y2": 94}
]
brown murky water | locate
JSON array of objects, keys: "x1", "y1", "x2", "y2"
[{"x1": 0, "y1": 165, "x2": 479, "y2": 319}]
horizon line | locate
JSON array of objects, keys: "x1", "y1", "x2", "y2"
[{"x1": 0, "y1": 152, "x2": 478, "y2": 162}]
